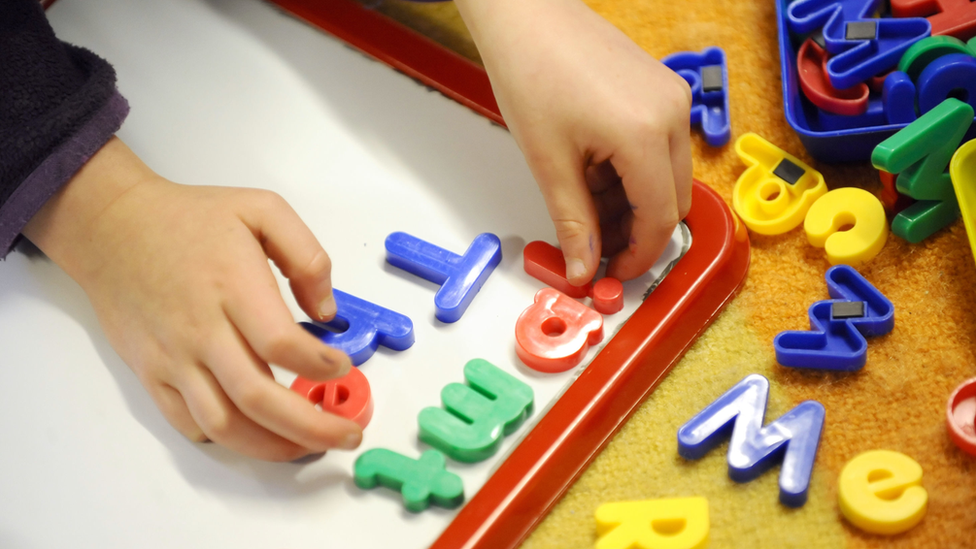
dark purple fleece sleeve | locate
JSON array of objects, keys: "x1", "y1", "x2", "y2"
[{"x1": 0, "y1": 0, "x2": 129, "y2": 257}]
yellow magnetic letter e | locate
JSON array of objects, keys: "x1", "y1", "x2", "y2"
[{"x1": 838, "y1": 450, "x2": 927, "y2": 535}]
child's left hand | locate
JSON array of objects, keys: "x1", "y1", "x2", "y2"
[
  {"x1": 23, "y1": 138, "x2": 361, "y2": 462},
  {"x1": 456, "y1": 0, "x2": 693, "y2": 286}
]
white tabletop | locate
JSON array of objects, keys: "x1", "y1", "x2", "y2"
[{"x1": 0, "y1": 1, "x2": 686, "y2": 547}]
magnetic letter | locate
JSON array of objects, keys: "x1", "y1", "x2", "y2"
[
  {"x1": 951, "y1": 140, "x2": 976, "y2": 271},
  {"x1": 595, "y1": 497, "x2": 709, "y2": 549},
  {"x1": 804, "y1": 187, "x2": 888, "y2": 266},
  {"x1": 732, "y1": 133, "x2": 827, "y2": 235},
  {"x1": 290, "y1": 367, "x2": 374, "y2": 429},
  {"x1": 522, "y1": 240, "x2": 592, "y2": 298},
  {"x1": 353, "y1": 448, "x2": 464, "y2": 512},
  {"x1": 787, "y1": 0, "x2": 930, "y2": 90},
  {"x1": 873, "y1": 98, "x2": 974, "y2": 243},
  {"x1": 300, "y1": 289, "x2": 414, "y2": 366},
  {"x1": 515, "y1": 288, "x2": 604, "y2": 373},
  {"x1": 662, "y1": 47, "x2": 732, "y2": 147},
  {"x1": 385, "y1": 232, "x2": 502, "y2": 323},
  {"x1": 418, "y1": 359, "x2": 534, "y2": 463},
  {"x1": 838, "y1": 450, "x2": 927, "y2": 535},
  {"x1": 775, "y1": 265, "x2": 895, "y2": 371},
  {"x1": 677, "y1": 374, "x2": 825, "y2": 507}
]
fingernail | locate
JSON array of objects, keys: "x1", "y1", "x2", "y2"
[
  {"x1": 337, "y1": 356, "x2": 352, "y2": 376},
  {"x1": 341, "y1": 432, "x2": 362, "y2": 450},
  {"x1": 566, "y1": 258, "x2": 587, "y2": 283},
  {"x1": 320, "y1": 351, "x2": 351, "y2": 376},
  {"x1": 318, "y1": 296, "x2": 337, "y2": 320}
]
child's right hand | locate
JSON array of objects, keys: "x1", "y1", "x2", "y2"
[
  {"x1": 456, "y1": 0, "x2": 693, "y2": 286},
  {"x1": 23, "y1": 137, "x2": 362, "y2": 461}
]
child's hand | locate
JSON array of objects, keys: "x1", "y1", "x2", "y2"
[
  {"x1": 456, "y1": 0, "x2": 693, "y2": 285},
  {"x1": 23, "y1": 138, "x2": 361, "y2": 461}
]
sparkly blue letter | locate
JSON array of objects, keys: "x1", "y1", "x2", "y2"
[{"x1": 677, "y1": 374, "x2": 825, "y2": 507}]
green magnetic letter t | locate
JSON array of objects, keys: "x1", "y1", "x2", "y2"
[{"x1": 353, "y1": 448, "x2": 464, "y2": 512}]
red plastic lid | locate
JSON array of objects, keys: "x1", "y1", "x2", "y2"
[{"x1": 947, "y1": 377, "x2": 976, "y2": 457}]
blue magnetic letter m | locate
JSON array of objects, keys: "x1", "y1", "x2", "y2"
[{"x1": 677, "y1": 374, "x2": 825, "y2": 507}]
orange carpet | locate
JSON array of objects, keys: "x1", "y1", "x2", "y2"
[{"x1": 352, "y1": 0, "x2": 976, "y2": 546}]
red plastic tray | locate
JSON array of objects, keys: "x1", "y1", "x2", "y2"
[{"x1": 266, "y1": 1, "x2": 753, "y2": 546}]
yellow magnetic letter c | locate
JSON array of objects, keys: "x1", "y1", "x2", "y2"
[
  {"x1": 804, "y1": 187, "x2": 888, "y2": 266},
  {"x1": 838, "y1": 450, "x2": 928, "y2": 535}
]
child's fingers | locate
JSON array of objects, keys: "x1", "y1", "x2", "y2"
[
  {"x1": 204, "y1": 331, "x2": 363, "y2": 453},
  {"x1": 176, "y1": 364, "x2": 313, "y2": 462},
  {"x1": 600, "y1": 209, "x2": 634, "y2": 258},
  {"x1": 664, "y1": 75, "x2": 694, "y2": 220},
  {"x1": 591, "y1": 181, "x2": 631, "y2": 225},
  {"x1": 241, "y1": 190, "x2": 337, "y2": 322},
  {"x1": 587, "y1": 163, "x2": 632, "y2": 256},
  {"x1": 585, "y1": 160, "x2": 621, "y2": 194},
  {"x1": 670, "y1": 130, "x2": 694, "y2": 220},
  {"x1": 607, "y1": 135, "x2": 680, "y2": 281},
  {"x1": 222, "y1": 257, "x2": 352, "y2": 382},
  {"x1": 532, "y1": 148, "x2": 602, "y2": 286},
  {"x1": 147, "y1": 382, "x2": 207, "y2": 443}
]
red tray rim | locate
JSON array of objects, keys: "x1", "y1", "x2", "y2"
[{"x1": 257, "y1": 2, "x2": 752, "y2": 546}]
